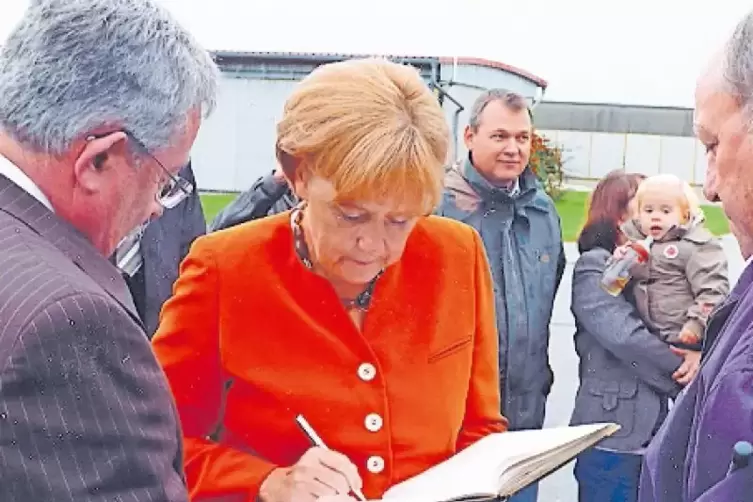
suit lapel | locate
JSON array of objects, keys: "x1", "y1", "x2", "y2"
[{"x1": 0, "y1": 175, "x2": 142, "y2": 325}]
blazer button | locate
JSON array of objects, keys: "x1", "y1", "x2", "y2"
[
  {"x1": 367, "y1": 455, "x2": 385, "y2": 474},
  {"x1": 357, "y1": 363, "x2": 376, "y2": 382},
  {"x1": 364, "y1": 413, "x2": 383, "y2": 432}
]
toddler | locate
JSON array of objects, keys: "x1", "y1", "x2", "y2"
[{"x1": 620, "y1": 174, "x2": 730, "y2": 348}]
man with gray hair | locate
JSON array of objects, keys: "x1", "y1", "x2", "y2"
[
  {"x1": 0, "y1": 1, "x2": 217, "y2": 500},
  {"x1": 439, "y1": 89, "x2": 565, "y2": 502},
  {"x1": 638, "y1": 10, "x2": 753, "y2": 502}
]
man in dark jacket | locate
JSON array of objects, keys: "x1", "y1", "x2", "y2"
[
  {"x1": 439, "y1": 89, "x2": 565, "y2": 502},
  {"x1": 116, "y1": 161, "x2": 207, "y2": 337},
  {"x1": 209, "y1": 168, "x2": 297, "y2": 231}
]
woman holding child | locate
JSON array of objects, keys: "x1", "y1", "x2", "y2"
[{"x1": 569, "y1": 170, "x2": 728, "y2": 502}]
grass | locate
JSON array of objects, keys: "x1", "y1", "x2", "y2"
[
  {"x1": 200, "y1": 193, "x2": 236, "y2": 223},
  {"x1": 554, "y1": 190, "x2": 730, "y2": 241},
  {"x1": 200, "y1": 191, "x2": 731, "y2": 242}
]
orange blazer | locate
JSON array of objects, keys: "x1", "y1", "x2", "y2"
[{"x1": 152, "y1": 211, "x2": 507, "y2": 501}]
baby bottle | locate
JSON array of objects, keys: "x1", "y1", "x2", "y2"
[{"x1": 600, "y1": 235, "x2": 654, "y2": 296}]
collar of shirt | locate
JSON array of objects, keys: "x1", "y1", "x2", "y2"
[
  {"x1": 507, "y1": 177, "x2": 521, "y2": 196},
  {"x1": 746, "y1": 255, "x2": 753, "y2": 269},
  {"x1": 115, "y1": 224, "x2": 145, "y2": 277},
  {"x1": 0, "y1": 153, "x2": 143, "y2": 276},
  {"x1": 0, "y1": 153, "x2": 54, "y2": 211},
  {"x1": 464, "y1": 154, "x2": 523, "y2": 199}
]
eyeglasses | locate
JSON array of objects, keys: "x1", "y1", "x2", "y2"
[{"x1": 86, "y1": 129, "x2": 193, "y2": 209}]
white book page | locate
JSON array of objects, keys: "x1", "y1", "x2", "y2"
[{"x1": 375, "y1": 423, "x2": 615, "y2": 502}]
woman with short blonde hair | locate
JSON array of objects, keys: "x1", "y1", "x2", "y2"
[
  {"x1": 153, "y1": 58, "x2": 506, "y2": 502},
  {"x1": 276, "y1": 58, "x2": 448, "y2": 213}
]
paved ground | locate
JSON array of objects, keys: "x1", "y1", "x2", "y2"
[{"x1": 536, "y1": 235, "x2": 746, "y2": 502}]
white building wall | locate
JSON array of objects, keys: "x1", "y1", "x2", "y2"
[
  {"x1": 190, "y1": 74, "x2": 298, "y2": 192},
  {"x1": 193, "y1": 73, "x2": 705, "y2": 192},
  {"x1": 539, "y1": 129, "x2": 705, "y2": 186},
  {"x1": 191, "y1": 63, "x2": 543, "y2": 193},
  {"x1": 439, "y1": 63, "x2": 542, "y2": 161},
  {"x1": 192, "y1": 61, "x2": 709, "y2": 192}
]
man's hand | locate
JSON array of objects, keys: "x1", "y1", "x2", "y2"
[
  {"x1": 670, "y1": 346, "x2": 702, "y2": 385},
  {"x1": 258, "y1": 447, "x2": 363, "y2": 502}
]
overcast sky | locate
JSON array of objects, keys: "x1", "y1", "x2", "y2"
[{"x1": 1, "y1": 0, "x2": 751, "y2": 107}]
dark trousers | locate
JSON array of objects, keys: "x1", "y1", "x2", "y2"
[{"x1": 574, "y1": 448, "x2": 642, "y2": 502}]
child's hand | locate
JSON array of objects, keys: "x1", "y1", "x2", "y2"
[
  {"x1": 677, "y1": 329, "x2": 701, "y2": 345},
  {"x1": 613, "y1": 245, "x2": 629, "y2": 261}
]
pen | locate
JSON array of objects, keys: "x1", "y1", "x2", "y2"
[{"x1": 295, "y1": 414, "x2": 367, "y2": 501}]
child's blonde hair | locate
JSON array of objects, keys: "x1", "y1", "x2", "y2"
[{"x1": 634, "y1": 174, "x2": 703, "y2": 224}]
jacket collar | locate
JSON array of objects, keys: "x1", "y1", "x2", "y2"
[
  {"x1": 0, "y1": 174, "x2": 140, "y2": 322},
  {"x1": 443, "y1": 154, "x2": 548, "y2": 214},
  {"x1": 702, "y1": 257, "x2": 753, "y2": 357},
  {"x1": 732, "y1": 258, "x2": 753, "y2": 299},
  {"x1": 461, "y1": 154, "x2": 538, "y2": 204},
  {"x1": 0, "y1": 153, "x2": 54, "y2": 211}
]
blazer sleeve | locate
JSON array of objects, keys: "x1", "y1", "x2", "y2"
[
  {"x1": 152, "y1": 238, "x2": 278, "y2": 501},
  {"x1": 456, "y1": 229, "x2": 509, "y2": 450},
  {"x1": 571, "y1": 250, "x2": 683, "y2": 396},
  {"x1": 0, "y1": 293, "x2": 187, "y2": 502}
]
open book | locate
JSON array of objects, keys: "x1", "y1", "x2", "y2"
[{"x1": 371, "y1": 422, "x2": 620, "y2": 502}]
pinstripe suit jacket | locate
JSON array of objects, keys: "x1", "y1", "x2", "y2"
[{"x1": 0, "y1": 175, "x2": 188, "y2": 501}]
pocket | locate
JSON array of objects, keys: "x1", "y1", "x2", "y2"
[
  {"x1": 586, "y1": 379, "x2": 638, "y2": 438},
  {"x1": 428, "y1": 336, "x2": 473, "y2": 363}
]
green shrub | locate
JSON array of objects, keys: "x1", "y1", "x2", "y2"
[{"x1": 530, "y1": 131, "x2": 566, "y2": 200}]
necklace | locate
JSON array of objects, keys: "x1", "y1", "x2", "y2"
[{"x1": 290, "y1": 205, "x2": 383, "y2": 311}]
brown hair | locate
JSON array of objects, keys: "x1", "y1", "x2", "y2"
[
  {"x1": 276, "y1": 58, "x2": 449, "y2": 215},
  {"x1": 586, "y1": 171, "x2": 645, "y2": 226},
  {"x1": 577, "y1": 170, "x2": 646, "y2": 253}
]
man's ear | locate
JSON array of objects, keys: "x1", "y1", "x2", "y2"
[
  {"x1": 73, "y1": 132, "x2": 128, "y2": 191},
  {"x1": 463, "y1": 125, "x2": 475, "y2": 150}
]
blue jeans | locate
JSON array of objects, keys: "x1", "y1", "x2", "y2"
[
  {"x1": 574, "y1": 448, "x2": 642, "y2": 502},
  {"x1": 508, "y1": 482, "x2": 538, "y2": 502}
]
